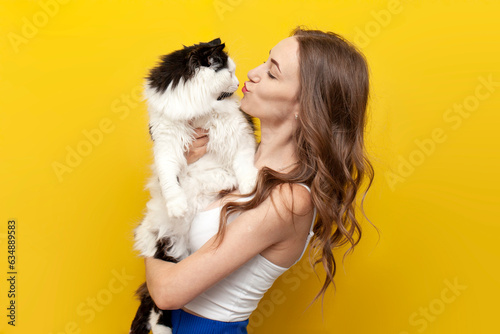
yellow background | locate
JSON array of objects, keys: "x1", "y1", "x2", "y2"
[{"x1": 1, "y1": 0, "x2": 499, "y2": 333}]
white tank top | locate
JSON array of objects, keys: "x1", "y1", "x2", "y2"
[{"x1": 183, "y1": 184, "x2": 316, "y2": 322}]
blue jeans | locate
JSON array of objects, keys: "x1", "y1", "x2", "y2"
[{"x1": 171, "y1": 309, "x2": 249, "y2": 334}]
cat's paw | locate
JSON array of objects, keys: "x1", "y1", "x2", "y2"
[
  {"x1": 166, "y1": 195, "x2": 188, "y2": 218},
  {"x1": 133, "y1": 225, "x2": 157, "y2": 257},
  {"x1": 238, "y1": 168, "x2": 258, "y2": 194}
]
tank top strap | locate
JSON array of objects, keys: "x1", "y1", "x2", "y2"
[
  {"x1": 296, "y1": 182, "x2": 311, "y2": 193},
  {"x1": 292, "y1": 183, "x2": 316, "y2": 266}
]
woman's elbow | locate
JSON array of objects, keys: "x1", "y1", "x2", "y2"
[
  {"x1": 154, "y1": 291, "x2": 184, "y2": 310},
  {"x1": 144, "y1": 258, "x2": 192, "y2": 310},
  {"x1": 149, "y1": 283, "x2": 186, "y2": 310},
  {"x1": 157, "y1": 300, "x2": 184, "y2": 311}
]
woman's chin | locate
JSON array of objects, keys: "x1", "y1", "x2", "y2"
[
  {"x1": 239, "y1": 99, "x2": 251, "y2": 114},
  {"x1": 240, "y1": 98, "x2": 265, "y2": 120}
]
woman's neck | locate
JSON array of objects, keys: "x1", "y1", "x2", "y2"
[{"x1": 254, "y1": 122, "x2": 297, "y2": 171}]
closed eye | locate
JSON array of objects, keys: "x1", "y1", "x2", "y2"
[
  {"x1": 267, "y1": 71, "x2": 276, "y2": 79},
  {"x1": 263, "y1": 59, "x2": 277, "y2": 79}
]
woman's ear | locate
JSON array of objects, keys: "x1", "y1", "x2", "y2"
[{"x1": 291, "y1": 97, "x2": 301, "y2": 114}]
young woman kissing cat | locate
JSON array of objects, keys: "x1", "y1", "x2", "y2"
[{"x1": 144, "y1": 27, "x2": 375, "y2": 333}]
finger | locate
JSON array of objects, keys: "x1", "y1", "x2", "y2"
[
  {"x1": 186, "y1": 146, "x2": 208, "y2": 164},
  {"x1": 192, "y1": 135, "x2": 209, "y2": 149},
  {"x1": 193, "y1": 128, "x2": 209, "y2": 138},
  {"x1": 193, "y1": 146, "x2": 208, "y2": 158}
]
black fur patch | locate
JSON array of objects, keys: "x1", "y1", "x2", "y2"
[
  {"x1": 130, "y1": 282, "x2": 155, "y2": 333},
  {"x1": 130, "y1": 238, "x2": 179, "y2": 333},
  {"x1": 147, "y1": 38, "x2": 229, "y2": 94},
  {"x1": 157, "y1": 308, "x2": 173, "y2": 329},
  {"x1": 130, "y1": 283, "x2": 173, "y2": 333},
  {"x1": 148, "y1": 123, "x2": 154, "y2": 141},
  {"x1": 154, "y1": 237, "x2": 179, "y2": 263},
  {"x1": 217, "y1": 91, "x2": 234, "y2": 100}
]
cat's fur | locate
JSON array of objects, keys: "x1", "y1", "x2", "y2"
[{"x1": 130, "y1": 39, "x2": 258, "y2": 334}]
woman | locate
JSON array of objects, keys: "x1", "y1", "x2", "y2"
[{"x1": 145, "y1": 27, "x2": 375, "y2": 333}]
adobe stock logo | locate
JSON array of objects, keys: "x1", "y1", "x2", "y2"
[
  {"x1": 214, "y1": 0, "x2": 243, "y2": 20},
  {"x1": 353, "y1": 0, "x2": 412, "y2": 48},
  {"x1": 246, "y1": 259, "x2": 315, "y2": 333},
  {"x1": 385, "y1": 74, "x2": 499, "y2": 191},
  {"x1": 7, "y1": 0, "x2": 72, "y2": 54},
  {"x1": 52, "y1": 85, "x2": 143, "y2": 182},
  {"x1": 48, "y1": 268, "x2": 135, "y2": 334},
  {"x1": 399, "y1": 277, "x2": 467, "y2": 334}
]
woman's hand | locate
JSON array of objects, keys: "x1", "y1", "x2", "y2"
[{"x1": 185, "y1": 128, "x2": 209, "y2": 164}]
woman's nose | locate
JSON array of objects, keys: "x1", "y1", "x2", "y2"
[{"x1": 247, "y1": 64, "x2": 263, "y2": 83}]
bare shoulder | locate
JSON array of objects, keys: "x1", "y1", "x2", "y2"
[
  {"x1": 222, "y1": 182, "x2": 314, "y2": 248},
  {"x1": 259, "y1": 183, "x2": 315, "y2": 266},
  {"x1": 269, "y1": 183, "x2": 314, "y2": 221}
]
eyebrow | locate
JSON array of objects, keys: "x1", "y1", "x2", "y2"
[{"x1": 268, "y1": 50, "x2": 281, "y2": 73}]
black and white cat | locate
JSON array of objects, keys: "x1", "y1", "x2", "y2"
[{"x1": 130, "y1": 39, "x2": 258, "y2": 334}]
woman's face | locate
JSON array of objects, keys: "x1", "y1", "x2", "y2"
[{"x1": 240, "y1": 37, "x2": 301, "y2": 124}]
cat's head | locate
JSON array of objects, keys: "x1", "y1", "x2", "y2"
[{"x1": 146, "y1": 38, "x2": 239, "y2": 103}]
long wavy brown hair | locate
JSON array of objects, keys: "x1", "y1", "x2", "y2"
[{"x1": 216, "y1": 26, "x2": 377, "y2": 303}]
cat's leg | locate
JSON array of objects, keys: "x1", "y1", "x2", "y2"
[
  {"x1": 211, "y1": 106, "x2": 258, "y2": 194},
  {"x1": 134, "y1": 223, "x2": 158, "y2": 258},
  {"x1": 184, "y1": 161, "x2": 238, "y2": 210},
  {"x1": 134, "y1": 175, "x2": 169, "y2": 257},
  {"x1": 233, "y1": 123, "x2": 258, "y2": 194},
  {"x1": 153, "y1": 132, "x2": 190, "y2": 218}
]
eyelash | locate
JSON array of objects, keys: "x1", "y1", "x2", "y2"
[
  {"x1": 267, "y1": 71, "x2": 276, "y2": 79},
  {"x1": 263, "y1": 61, "x2": 276, "y2": 79}
]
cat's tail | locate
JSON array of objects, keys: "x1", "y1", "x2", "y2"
[
  {"x1": 130, "y1": 282, "x2": 173, "y2": 334},
  {"x1": 130, "y1": 282, "x2": 155, "y2": 334}
]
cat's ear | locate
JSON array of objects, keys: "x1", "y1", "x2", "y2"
[
  {"x1": 212, "y1": 43, "x2": 225, "y2": 53},
  {"x1": 207, "y1": 38, "x2": 222, "y2": 46},
  {"x1": 188, "y1": 43, "x2": 226, "y2": 70},
  {"x1": 208, "y1": 43, "x2": 226, "y2": 70},
  {"x1": 209, "y1": 43, "x2": 225, "y2": 58}
]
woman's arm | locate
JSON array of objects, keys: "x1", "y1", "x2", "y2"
[{"x1": 145, "y1": 183, "x2": 313, "y2": 310}]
